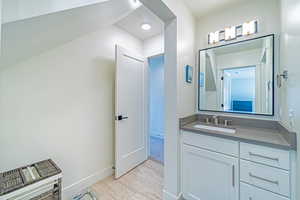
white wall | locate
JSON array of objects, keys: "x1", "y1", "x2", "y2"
[
  {"x1": 143, "y1": 0, "x2": 196, "y2": 199},
  {"x1": 154, "y1": 0, "x2": 196, "y2": 118},
  {"x1": 153, "y1": 0, "x2": 196, "y2": 199},
  {"x1": 196, "y1": 0, "x2": 281, "y2": 119},
  {"x1": 280, "y1": 0, "x2": 300, "y2": 198},
  {"x1": 0, "y1": 25, "x2": 143, "y2": 199},
  {"x1": 141, "y1": 2, "x2": 196, "y2": 198},
  {"x1": 143, "y1": 33, "x2": 164, "y2": 57},
  {"x1": 196, "y1": 0, "x2": 281, "y2": 50}
]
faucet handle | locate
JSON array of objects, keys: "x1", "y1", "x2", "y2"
[
  {"x1": 205, "y1": 118, "x2": 210, "y2": 124},
  {"x1": 212, "y1": 115, "x2": 219, "y2": 125}
]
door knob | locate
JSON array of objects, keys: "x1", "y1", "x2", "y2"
[{"x1": 116, "y1": 115, "x2": 129, "y2": 121}]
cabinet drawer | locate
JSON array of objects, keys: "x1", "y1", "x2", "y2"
[
  {"x1": 240, "y1": 142, "x2": 290, "y2": 170},
  {"x1": 240, "y1": 182, "x2": 289, "y2": 200},
  {"x1": 240, "y1": 160, "x2": 290, "y2": 197},
  {"x1": 182, "y1": 131, "x2": 239, "y2": 156}
]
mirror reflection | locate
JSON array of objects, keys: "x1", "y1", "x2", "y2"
[{"x1": 198, "y1": 35, "x2": 274, "y2": 115}]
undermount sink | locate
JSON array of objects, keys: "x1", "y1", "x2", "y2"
[{"x1": 193, "y1": 124, "x2": 236, "y2": 134}]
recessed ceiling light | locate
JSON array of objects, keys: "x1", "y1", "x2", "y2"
[
  {"x1": 130, "y1": 0, "x2": 141, "y2": 8},
  {"x1": 141, "y1": 23, "x2": 152, "y2": 31}
]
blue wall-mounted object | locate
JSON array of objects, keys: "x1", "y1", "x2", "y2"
[
  {"x1": 199, "y1": 72, "x2": 204, "y2": 87},
  {"x1": 185, "y1": 65, "x2": 193, "y2": 83}
]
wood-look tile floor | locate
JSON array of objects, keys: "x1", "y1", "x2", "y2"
[{"x1": 91, "y1": 160, "x2": 164, "y2": 200}]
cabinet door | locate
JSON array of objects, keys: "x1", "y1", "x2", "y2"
[{"x1": 182, "y1": 144, "x2": 239, "y2": 200}]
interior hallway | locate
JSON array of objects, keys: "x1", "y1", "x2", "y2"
[{"x1": 92, "y1": 160, "x2": 163, "y2": 200}]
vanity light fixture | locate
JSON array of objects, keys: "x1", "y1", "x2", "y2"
[
  {"x1": 141, "y1": 23, "x2": 152, "y2": 31},
  {"x1": 225, "y1": 26, "x2": 236, "y2": 40},
  {"x1": 208, "y1": 31, "x2": 219, "y2": 44},
  {"x1": 207, "y1": 20, "x2": 258, "y2": 44},
  {"x1": 242, "y1": 20, "x2": 257, "y2": 36}
]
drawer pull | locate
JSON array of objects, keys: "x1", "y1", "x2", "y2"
[
  {"x1": 249, "y1": 173, "x2": 279, "y2": 185},
  {"x1": 249, "y1": 152, "x2": 279, "y2": 161}
]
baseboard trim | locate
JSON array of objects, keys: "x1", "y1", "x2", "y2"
[
  {"x1": 163, "y1": 189, "x2": 183, "y2": 200},
  {"x1": 62, "y1": 166, "x2": 113, "y2": 200}
]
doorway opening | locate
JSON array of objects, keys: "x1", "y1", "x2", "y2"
[
  {"x1": 148, "y1": 54, "x2": 164, "y2": 164},
  {"x1": 222, "y1": 66, "x2": 256, "y2": 113},
  {"x1": 110, "y1": 0, "x2": 170, "y2": 196},
  {"x1": 113, "y1": 1, "x2": 166, "y2": 179}
]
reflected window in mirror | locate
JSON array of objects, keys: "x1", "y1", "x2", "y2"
[{"x1": 198, "y1": 35, "x2": 274, "y2": 116}]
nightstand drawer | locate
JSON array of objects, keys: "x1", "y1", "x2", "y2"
[
  {"x1": 240, "y1": 182, "x2": 289, "y2": 200},
  {"x1": 240, "y1": 142, "x2": 290, "y2": 170},
  {"x1": 240, "y1": 160, "x2": 290, "y2": 197}
]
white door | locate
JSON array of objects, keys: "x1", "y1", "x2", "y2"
[
  {"x1": 182, "y1": 144, "x2": 239, "y2": 200},
  {"x1": 115, "y1": 45, "x2": 147, "y2": 178}
]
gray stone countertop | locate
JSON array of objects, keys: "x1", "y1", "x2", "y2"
[{"x1": 180, "y1": 115, "x2": 297, "y2": 151}]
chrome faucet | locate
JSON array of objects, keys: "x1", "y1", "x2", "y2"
[{"x1": 212, "y1": 115, "x2": 219, "y2": 125}]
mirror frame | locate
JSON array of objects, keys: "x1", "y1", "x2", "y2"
[{"x1": 198, "y1": 34, "x2": 275, "y2": 116}]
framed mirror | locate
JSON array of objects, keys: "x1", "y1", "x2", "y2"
[{"x1": 198, "y1": 34, "x2": 274, "y2": 116}]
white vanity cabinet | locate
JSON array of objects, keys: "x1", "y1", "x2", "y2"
[
  {"x1": 181, "y1": 131, "x2": 296, "y2": 200},
  {"x1": 182, "y1": 132, "x2": 239, "y2": 200}
]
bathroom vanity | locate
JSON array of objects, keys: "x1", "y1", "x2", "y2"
[
  {"x1": 184, "y1": 32, "x2": 298, "y2": 200},
  {"x1": 184, "y1": 32, "x2": 297, "y2": 200},
  {"x1": 180, "y1": 114, "x2": 297, "y2": 200}
]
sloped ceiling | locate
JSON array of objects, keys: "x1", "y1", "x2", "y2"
[
  {"x1": 0, "y1": 0, "x2": 139, "y2": 67},
  {"x1": 2, "y1": 0, "x2": 111, "y2": 24},
  {"x1": 115, "y1": 5, "x2": 164, "y2": 41}
]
